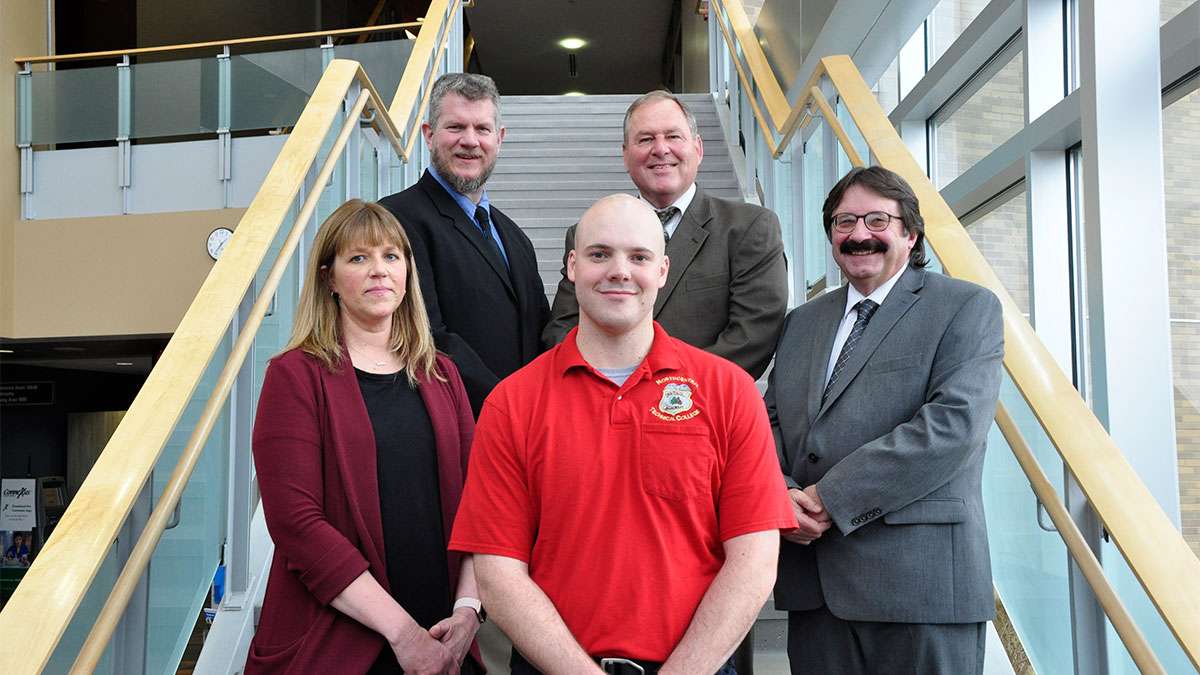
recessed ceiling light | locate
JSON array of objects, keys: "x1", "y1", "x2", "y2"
[
  {"x1": 0, "y1": 349, "x2": 12, "y2": 354},
  {"x1": 558, "y1": 37, "x2": 587, "y2": 50},
  {"x1": 116, "y1": 361, "x2": 134, "y2": 366},
  {"x1": 564, "y1": 91, "x2": 586, "y2": 96}
]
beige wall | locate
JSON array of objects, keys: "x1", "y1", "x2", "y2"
[
  {"x1": 8, "y1": 208, "x2": 245, "y2": 338},
  {"x1": 1, "y1": 1, "x2": 50, "y2": 337}
]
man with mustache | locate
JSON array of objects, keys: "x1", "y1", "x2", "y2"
[
  {"x1": 542, "y1": 90, "x2": 788, "y2": 381},
  {"x1": 380, "y1": 73, "x2": 549, "y2": 415},
  {"x1": 766, "y1": 166, "x2": 1004, "y2": 674},
  {"x1": 450, "y1": 194, "x2": 796, "y2": 675}
]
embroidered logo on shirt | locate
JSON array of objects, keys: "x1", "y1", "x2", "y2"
[{"x1": 650, "y1": 376, "x2": 702, "y2": 421}]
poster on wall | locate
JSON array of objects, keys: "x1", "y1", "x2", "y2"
[
  {"x1": 1, "y1": 530, "x2": 33, "y2": 567},
  {"x1": 0, "y1": 479, "x2": 37, "y2": 531}
]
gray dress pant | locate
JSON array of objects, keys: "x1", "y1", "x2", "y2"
[{"x1": 787, "y1": 607, "x2": 985, "y2": 675}]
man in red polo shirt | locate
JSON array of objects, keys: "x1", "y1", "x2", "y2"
[{"x1": 449, "y1": 194, "x2": 796, "y2": 675}]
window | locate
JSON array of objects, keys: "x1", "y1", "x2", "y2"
[{"x1": 931, "y1": 48, "x2": 1025, "y2": 188}]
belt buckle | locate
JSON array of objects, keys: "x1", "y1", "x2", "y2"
[{"x1": 600, "y1": 657, "x2": 645, "y2": 675}]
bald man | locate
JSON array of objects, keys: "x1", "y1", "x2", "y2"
[{"x1": 449, "y1": 195, "x2": 796, "y2": 675}]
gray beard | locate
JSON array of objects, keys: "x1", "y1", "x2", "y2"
[{"x1": 431, "y1": 147, "x2": 496, "y2": 196}]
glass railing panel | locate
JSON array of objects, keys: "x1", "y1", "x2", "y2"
[
  {"x1": 27, "y1": 65, "x2": 119, "y2": 144},
  {"x1": 334, "y1": 39, "x2": 414, "y2": 109},
  {"x1": 1101, "y1": 542, "x2": 1194, "y2": 673},
  {"x1": 984, "y1": 374, "x2": 1075, "y2": 674},
  {"x1": 44, "y1": 540, "x2": 120, "y2": 673},
  {"x1": 360, "y1": 132, "x2": 380, "y2": 201},
  {"x1": 932, "y1": 49, "x2": 1024, "y2": 188},
  {"x1": 130, "y1": 57, "x2": 220, "y2": 139},
  {"x1": 835, "y1": 100, "x2": 869, "y2": 170},
  {"x1": 144, "y1": 332, "x2": 233, "y2": 673},
  {"x1": 230, "y1": 47, "x2": 324, "y2": 132},
  {"x1": 801, "y1": 121, "x2": 828, "y2": 292}
]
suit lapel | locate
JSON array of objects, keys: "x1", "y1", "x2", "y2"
[
  {"x1": 419, "y1": 173, "x2": 515, "y2": 298},
  {"x1": 655, "y1": 187, "x2": 711, "y2": 316},
  {"x1": 807, "y1": 286, "x2": 848, "y2": 424},
  {"x1": 816, "y1": 267, "x2": 924, "y2": 419}
]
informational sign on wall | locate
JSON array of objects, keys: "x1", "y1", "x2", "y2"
[
  {"x1": 0, "y1": 381, "x2": 54, "y2": 406},
  {"x1": 0, "y1": 479, "x2": 38, "y2": 530}
]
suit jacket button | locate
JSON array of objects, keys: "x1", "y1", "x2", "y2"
[{"x1": 807, "y1": 453, "x2": 819, "y2": 463}]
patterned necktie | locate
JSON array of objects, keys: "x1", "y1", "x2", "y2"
[
  {"x1": 822, "y1": 299, "x2": 880, "y2": 404},
  {"x1": 474, "y1": 204, "x2": 508, "y2": 269},
  {"x1": 655, "y1": 206, "x2": 679, "y2": 243}
]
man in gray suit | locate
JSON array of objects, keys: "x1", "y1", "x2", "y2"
[
  {"x1": 542, "y1": 90, "x2": 788, "y2": 380},
  {"x1": 767, "y1": 166, "x2": 1004, "y2": 674}
]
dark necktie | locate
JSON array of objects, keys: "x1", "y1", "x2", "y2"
[
  {"x1": 822, "y1": 299, "x2": 880, "y2": 404},
  {"x1": 655, "y1": 206, "x2": 679, "y2": 243},
  {"x1": 474, "y1": 205, "x2": 508, "y2": 269}
]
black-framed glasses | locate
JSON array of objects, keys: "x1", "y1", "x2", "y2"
[{"x1": 830, "y1": 211, "x2": 903, "y2": 233}]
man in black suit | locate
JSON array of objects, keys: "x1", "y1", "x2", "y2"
[{"x1": 380, "y1": 73, "x2": 549, "y2": 415}]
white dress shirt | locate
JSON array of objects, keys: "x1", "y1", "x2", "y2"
[
  {"x1": 641, "y1": 183, "x2": 697, "y2": 240},
  {"x1": 824, "y1": 265, "x2": 908, "y2": 388}
]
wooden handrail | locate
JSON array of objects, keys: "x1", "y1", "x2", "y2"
[
  {"x1": 0, "y1": 0, "x2": 461, "y2": 665},
  {"x1": 819, "y1": 53, "x2": 1200, "y2": 669},
  {"x1": 710, "y1": 0, "x2": 1200, "y2": 666},
  {"x1": 390, "y1": 0, "x2": 460, "y2": 158},
  {"x1": 0, "y1": 60, "x2": 400, "y2": 674},
  {"x1": 0, "y1": 0, "x2": 457, "y2": 654},
  {"x1": 70, "y1": 83, "x2": 381, "y2": 675},
  {"x1": 13, "y1": 21, "x2": 421, "y2": 65}
]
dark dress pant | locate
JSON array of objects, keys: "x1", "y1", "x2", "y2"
[{"x1": 787, "y1": 607, "x2": 984, "y2": 675}]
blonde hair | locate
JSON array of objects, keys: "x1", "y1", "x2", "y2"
[{"x1": 283, "y1": 199, "x2": 442, "y2": 385}]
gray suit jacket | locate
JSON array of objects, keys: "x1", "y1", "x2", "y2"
[
  {"x1": 541, "y1": 185, "x2": 788, "y2": 380},
  {"x1": 767, "y1": 266, "x2": 1003, "y2": 624}
]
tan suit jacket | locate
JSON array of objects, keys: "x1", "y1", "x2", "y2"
[{"x1": 542, "y1": 185, "x2": 788, "y2": 379}]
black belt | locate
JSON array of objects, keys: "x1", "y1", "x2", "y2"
[
  {"x1": 510, "y1": 651, "x2": 662, "y2": 674},
  {"x1": 595, "y1": 656, "x2": 662, "y2": 675}
]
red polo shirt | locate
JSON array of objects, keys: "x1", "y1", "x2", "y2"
[{"x1": 449, "y1": 323, "x2": 796, "y2": 661}]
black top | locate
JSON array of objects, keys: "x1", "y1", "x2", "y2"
[{"x1": 357, "y1": 368, "x2": 450, "y2": 674}]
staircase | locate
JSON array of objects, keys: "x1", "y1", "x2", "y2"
[{"x1": 491, "y1": 93, "x2": 744, "y2": 299}]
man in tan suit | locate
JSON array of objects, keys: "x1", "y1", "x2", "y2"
[{"x1": 542, "y1": 90, "x2": 788, "y2": 380}]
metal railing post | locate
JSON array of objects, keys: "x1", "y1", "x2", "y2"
[
  {"x1": 117, "y1": 55, "x2": 132, "y2": 214},
  {"x1": 346, "y1": 83, "x2": 363, "y2": 199},
  {"x1": 448, "y1": 0, "x2": 464, "y2": 73},
  {"x1": 222, "y1": 280, "x2": 257, "y2": 609},
  {"x1": 17, "y1": 62, "x2": 34, "y2": 219},
  {"x1": 218, "y1": 46, "x2": 232, "y2": 208}
]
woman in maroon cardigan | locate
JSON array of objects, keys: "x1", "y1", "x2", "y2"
[{"x1": 247, "y1": 199, "x2": 483, "y2": 674}]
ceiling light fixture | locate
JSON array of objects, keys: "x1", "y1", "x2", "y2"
[
  {"x1": 558, "y1": 37, "x2": 587, "y2": 50},
  {"x1": 0, "y1": 349, "x2": 12, "y2": 354},
  {"x1": 564, "y1": 91, "x2": 586, "y2": 96},
  {"x1": 116, "y1": 361, "x2": 134, "y2": 366}
]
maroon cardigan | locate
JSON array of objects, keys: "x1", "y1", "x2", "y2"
[{"x1": 245, "y1": 348, "x2": 481, "y2": 673}]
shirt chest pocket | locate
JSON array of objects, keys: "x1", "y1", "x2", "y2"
[{"x1": 639, "y1": 424, "x2": 716, "y2": 501}]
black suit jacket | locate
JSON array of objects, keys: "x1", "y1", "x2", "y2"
[{"x1": 379, "y1": 171, "x2": 549, "y2": 415}]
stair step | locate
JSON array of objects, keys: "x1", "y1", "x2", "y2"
[
  {"x1": 502, "y1": 113, "x2": 720, "y2": 127},
  {"x1": 498, "y1": 146, "x2": 730, "y2": 159},
  {"x1": 502, "y1": 94, "x2": 712, "y2": 103},
  {"x1": 492, "y1": 163, "x2": 733, "y2": 176}
]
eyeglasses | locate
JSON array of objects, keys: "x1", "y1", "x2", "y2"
[{"x1": 830, "y1": 211, "x2": 903, "y2": 233}]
